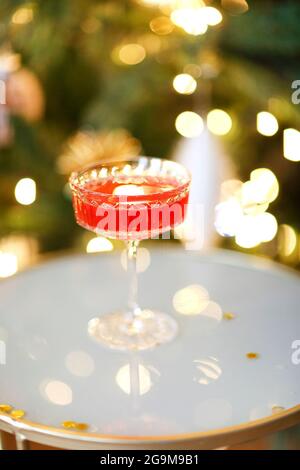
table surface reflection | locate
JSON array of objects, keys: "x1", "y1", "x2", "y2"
[{"x1": 0, "y1": 249, "x2": 299, "y2": 445}]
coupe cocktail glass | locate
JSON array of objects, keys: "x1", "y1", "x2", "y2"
[{"x1": 70, "y1": 157, "x2": 190, "y2": 351}]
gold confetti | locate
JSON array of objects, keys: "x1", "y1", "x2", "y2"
[
  {"x1": 62, "y1": 421, "x2": 77, "y2": 429},
  {"x1": 76, "y1": 423, "x2": 89, "y2": 431},
  {"x1": 223, "y1": 312, "x2": 236, "y2": 320},
  {"x1": 62, "y1": 421, "x2": 89, "y2": 431},
  {"x1": 272, "y1": 405, "x2": 285, "y2": 415},
  {"x1": 0, "y1": 404, "x2": 12, "y2": 413},
  {"x1": 10, "y1": 409, "x2": 25, "y2": 419},
  {"x1": 246, "y1": 352, "x2": 260, "y2": 360}
]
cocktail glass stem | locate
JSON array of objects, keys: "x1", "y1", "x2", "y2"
[
  {"x1": 127, "y1": 240, "x2": 141, "y2": 318},
  {"x1": 126, "y1": 240, "x2": 146, "y2": 335}
]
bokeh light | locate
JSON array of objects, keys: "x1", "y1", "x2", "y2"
[
  {"x1": 0, "y1": 235, "x2": 38, "y2": 272},
  {"x1": 171, "y1": 9, "x2": 208, "y2": 36},
  {"x1": 207, "y1": 109, "x2": 232, "y2": 136},
  {"x1": 173, "y1": 73, "x2": 197, "y2": 95},
  {"x1": 65, "y1": 351, "x2": 95, "y2": 377},
  {"x1": 235, "y1": 215, "x2": 262, "y2": 249},
  {"x1": 257, "y1": 111, "x2": 279, "y2": 137},
  {"x1": 241, "y1": 168, "x2": 279, "y2": 210},
  {"x1": 0, "y1": 252, "x2": 18, "y2": 278},
  {"x1": 138, "y1": 34, "x2": 161, "y2": 54},
  {"x1": 183, "y1": 63, "x2": 202, "y2": 78},
  {"x1": 118, "y1": 44, "x2": 146, "y2": 65},
  {"x1": 278, "y1": 224, "x2": 297, "y2": 257},
  {"x1": 256, "y1": 212, "x2": 278, "y2": 242},
  {"x1": 14, "y1": 178, "x2": 36, "y2": 205},
  {"x1": 200, "y1": 301, "x2": 223, "y2": 323},
  {"x1": 116, "y1": 363, "x2": 153, "y2": 396},
  {"x1": 283, "y1": 128, "x2": 300, "y2": 162},
  {"x1": 86, "y1": 237, "x2": 113, "y2": 253},
  {"x1": 220, "y1": 179, "x2": 243, "y2": 202},
  {"x1": 216, "y1": 168, "x2": 279, "y2": 249},
  {"x1": 241, "y1": 181, "x2": 263, "y2": 209},
  {"x1": 43, "y1": 380, "x2": 73, "y2": 406},
  {"x1": 235, "y1": 212, "x2": 277, "y2": 248},
  {"x1": 12, "y1": 6, "x2": 34, "y2": 25},
  {"x1": 150, "y1": 16, "x2": 174, "y2": 35},
  {"x1": 175, "y1": 111, "x2": 204, "y2": 138},
  {"x1": 201, "y1": 7, "x2": 223, "y2": 26},
  {"x1": 173, "y1": 284, "x2": 210, "y2": 315},
  {"x1": 249, "y1": 168, "x2": 279, "y2": 204},
  {"x1": 215, "y1": 199, "x2": 243, "y2": 237}
]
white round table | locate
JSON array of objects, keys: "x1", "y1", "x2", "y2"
[{"x1": 0, "y1": 249, "x2": 299, "y2": 450}]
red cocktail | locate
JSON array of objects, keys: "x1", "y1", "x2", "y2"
[
  {"x1": 70, "y1": 157, "x2": 191, "y2": 350},
  {"x1": 71, "y1": 174, "x2": 189, "y2": 240}
]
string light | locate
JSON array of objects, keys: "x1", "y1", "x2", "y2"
[
  {"x1": 283, "y1": 128, "x2": 300, "y2": 162},
  {"x1": 86, "y1": 237, "x2": 113, "y2": 253},
  {"x1": 207, "y1": 109, "x2": 232, "y2": 136},
  {"x1": 257, "y1": 112, "x2": 279, "y2": 137},
  {"x1": 173, "y1": 73, "x2": 197, "y2": 95},
  {"x1": 175, "y1": 111, "x2": 204, "y2": 138},
  {"x1": 118, "y1": 44, "x2": 146, "y2": 65},
  {"x1": 14, "y1": 178, "x2": 36, "y2": 205}
]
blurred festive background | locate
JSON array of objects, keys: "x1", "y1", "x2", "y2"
[
  {"x1": 0, "y1": 0, "x2": 300, "y2": 449},
  {"x1": 1, "y1": 0, "x2": 300, "y2": 272}
]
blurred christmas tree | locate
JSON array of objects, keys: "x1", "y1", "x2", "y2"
[{"x1": 0, "y1": 0, "x2": 300, "y2": 262}]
